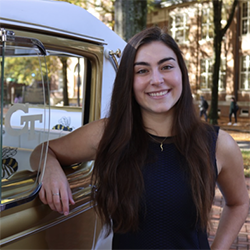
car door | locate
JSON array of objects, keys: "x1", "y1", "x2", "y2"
[{"x1": 0, "y1": 29, "x2": 102, "y2": 249}]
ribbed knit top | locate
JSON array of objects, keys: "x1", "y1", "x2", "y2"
[{"x1": 113, "y1": 127, "x2": 219, "y2": 249}]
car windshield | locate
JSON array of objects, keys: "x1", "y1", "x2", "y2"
[
  {"x1": 0, "y1": 30, "x2": 49, "y2": 210},
  {"x1": 0, "y1": 29, "x2": 92, "y2": 211}
]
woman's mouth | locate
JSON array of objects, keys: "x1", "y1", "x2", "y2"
[{"x1": 148, "y1": 90, "x2": 170, "y2": 97}]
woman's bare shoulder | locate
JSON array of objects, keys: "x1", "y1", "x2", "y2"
[
  {"x1": 217, "y1": 129, "x2": 238, "y2": 152},
  {"x1": 215, "y1": 129, "x2": 248, "y2": 211},
  {"x1": 216, "y1": 129, "x2": 243, "y2": 174}
]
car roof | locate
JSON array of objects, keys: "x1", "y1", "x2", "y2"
[{"x1": 0, "y1": 0, "x2": 122, "y2": 45}]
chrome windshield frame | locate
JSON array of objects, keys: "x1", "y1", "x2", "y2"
[{"x1": 0, "y1": 29, "x2": 49, "y2": 211}]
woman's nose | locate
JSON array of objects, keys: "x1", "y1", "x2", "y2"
[{"x1": 150, "y1": 70, "x2": 164, "y2": 85}]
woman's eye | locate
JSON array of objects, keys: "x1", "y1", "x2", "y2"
[
  {"x1": 162, "y1": 65, "x2": 173, "y2": 70},
  {"x1": 136, "y1": 69, "x2": 148, "y2": 74}
]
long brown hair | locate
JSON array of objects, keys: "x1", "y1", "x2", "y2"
[{"x1": 92, "y1": 26, "x2": 216, "y2": 234}]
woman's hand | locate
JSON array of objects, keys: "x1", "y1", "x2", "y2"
[
  {"x1": 30, "y1": 144, "x2": 75, "y2": 215},
  {"x1": 39, "y1": 162, "x2": 75, "y2": 216}
]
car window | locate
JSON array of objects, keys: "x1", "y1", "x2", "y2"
[
  {"x1": 0, "y1": 30, "x2": 89, "y2": 211},
  {"x1": 6, "y1": 54, "x2": 87, "y2": 131},
  {"x1": 40, "y1": 53, "x2": 87, "y2": 129},
  {"x1": 0, "y1": 30, "x2": 50, "y2": 210}
]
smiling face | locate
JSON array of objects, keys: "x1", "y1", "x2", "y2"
[{"x1": 133, "y1": 41, "x2": 182, "y2": 120}]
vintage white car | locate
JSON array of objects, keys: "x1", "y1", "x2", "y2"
[{"x1": 0, "y1": 0, "x2": 126, "y2": 248}]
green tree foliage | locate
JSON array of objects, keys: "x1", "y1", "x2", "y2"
[
  {"x1": 4, "y1": 56, "x2": 59, "y2": 86},
  {"x1": 4, "y1": 57, "x2": 40, "y2": 84}
]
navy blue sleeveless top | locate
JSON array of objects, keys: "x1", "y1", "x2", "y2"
[{"x1": 112, "y1": 127, "x2": 219, "y2": 249}]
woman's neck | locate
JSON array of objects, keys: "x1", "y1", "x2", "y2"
[{"x1": 142, "y1": 110, "x2": 174, "y2": 137}]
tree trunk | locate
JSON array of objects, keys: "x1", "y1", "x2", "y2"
[
  {"x1": 209, "y1": 0, "x2": 238, "y2": 124},
  {"x1": 209, "y1": 0, "x2": 222, "y2": 125},
  {"x1": 210, "y1": 41, "x2": 222, "y2": 125},
  {"x1": 114, "y1": 0, "x2": 147, "y2": 42},
  {"x1": 60, "y1": 57, "x2": 69, "y2": 106}
]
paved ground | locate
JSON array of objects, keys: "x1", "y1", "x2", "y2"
[
  {"x1": 208, "y1": 117, "x2": 250, "y2": 249},
  {"x1": 217, "y1": 117, "x2": 250, "y2": 137}
]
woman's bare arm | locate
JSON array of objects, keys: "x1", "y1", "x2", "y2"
[
  {"x1": 211, "y1": 130, "x2": 249, "y2": 249},
  {"x1": 30, "y1": 119, "x2": 105, "y2": 215}
]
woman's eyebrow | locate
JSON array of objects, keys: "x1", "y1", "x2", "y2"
[
  {"x1": 134, "y1": 61, "x2": 150, "y2": 66},
  {"x1": 158, "y1": 57, "x2": 176, "y2": 65},
  {"x1": 134, "y1": 57, "x2": 176, "y2": 67}
]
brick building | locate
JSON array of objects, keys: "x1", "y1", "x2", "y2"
[{"x1": 147, "y1": 1, "x2": 250, "y2": 118}]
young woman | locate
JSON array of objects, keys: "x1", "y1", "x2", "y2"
[{"x1": 31, "y1": 27, "x2": 248, "y2": 249}]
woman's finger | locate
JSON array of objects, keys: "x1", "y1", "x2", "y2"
[
  {"x1": 60, "y1": 186, "x2": 71, "y2": 215},
  {"x1": 46, "y1": 192, "x2": 57, "y2": 211},
  {"x1": 52, "y1": 191, "x2": 63, "y2": 214},
  {"x1": 67, "y1": 185, "x2": 75, "y2": 206},
  {"x1": 39, "y1": 186, "x2": 48, "y2": 204}
]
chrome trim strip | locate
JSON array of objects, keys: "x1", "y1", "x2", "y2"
[
  {"x1": 0, "y1": 19, "x2": 107, "y2": 45},
  {"x1": 0, "y1": 29, "x2": 46, "y2": 55},
  {"x1": 0, "y1": 200, "x2": 94, "y2": 246},
  {"x1": 0, "y1": 184, "x2": 41, "y2": 212}
]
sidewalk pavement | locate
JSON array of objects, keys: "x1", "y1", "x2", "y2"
[
  {"x1": 207, "y1": 117, "x2": 250, "y2": 249},
  {"x1": 219, "y1": 117, "x2": 250, "y2": 150},
  {"x1": 217, "y1": 116, "x2": 250, "y2": 138}
]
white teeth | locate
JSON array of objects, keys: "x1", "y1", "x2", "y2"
[{"x1": 149, "y1": 90, "x2": 168, "y2": 97}]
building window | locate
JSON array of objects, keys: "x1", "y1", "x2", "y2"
[
  {"x1": 200, "y1": 58, "x2": 226, "y2": 90},
  {"x1": 219, "y1": 58, "x2": 226, "y2": 90},
  {"x1": 169, "y1": 13, "x2": 189, "y2": 44},
  {"x1": 200, "y1": 59, "x2": 213, "y2": 89},
  {"x1": 242, "y1": 1, "x2": 250, "y2": 35},
  {"x1": 240, "y1": 55, "x2": 250, "y2": 90},
  {"x1": 201, "y1": 8, "x2": 213, "y2": 40}
]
